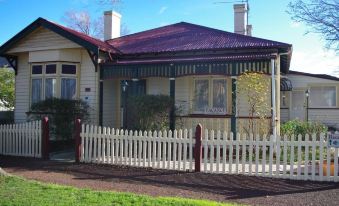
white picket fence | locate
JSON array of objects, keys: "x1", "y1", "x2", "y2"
[
  {"x1": 201, "y1": 131, "x2": 339, "y2": 182},
  {"x1": 0, "y1": 120, "x2": 42, "y2": 158},
  {"x1": 80, "y1": 124, "x2": 339, "y2": 182},
  {"x1": 80, "y1": 124, "x2": 195, "y2": 171}
]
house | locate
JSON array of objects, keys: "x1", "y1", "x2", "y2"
[
  {"x1": 0, "y1": 4, "x2": 293, "y2": 135},
  {"x1": 282, "y1": 71, "x2": 339, "y2": 130}
]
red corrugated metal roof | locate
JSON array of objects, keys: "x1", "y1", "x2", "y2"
[{"x1": 107, "y1": 22, "x2": 291, "y2": 54}]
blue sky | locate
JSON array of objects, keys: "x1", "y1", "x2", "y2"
[{"x1": 0, "y1": 0, "x2": 338, "y2": 75}]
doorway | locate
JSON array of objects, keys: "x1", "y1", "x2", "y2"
[{"x1": 290, "y1": 90, "x2": 306, "y2": 121}]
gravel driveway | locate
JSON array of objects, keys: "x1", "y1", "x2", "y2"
[{"x1": 1, "y1": 156, "x2": 338, "y2": 206}]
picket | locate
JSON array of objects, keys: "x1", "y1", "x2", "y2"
[{"x1": 0, "y1": 121, "x2": 41, "y2": 158}]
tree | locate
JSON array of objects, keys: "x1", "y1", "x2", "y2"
[
  {"x1": 288, "y1": 0, "x2": 339, "y2": 51},
  {"x1": 236, "y1": 72, "x2": 271, "y2": 135},
  {"x1": 62, "y1": 10, "x2": 104, "y2": 39},
  {"x1": 0, "y1": 67, "x2": 15, "y2": 110}
]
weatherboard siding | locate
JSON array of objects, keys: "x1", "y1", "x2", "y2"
[
  {"x1": 14, "y1": 53, "x2": 30, "y2": 123},
  {"x1": 79, "y1": 50, "x2": 98, "y2": 125},
  {"x1": 147, "y1": 77, "x2": 170, "y2": 95},
  {"x1": 7, "y1": 27, "x2": 81, "y2": 53}
]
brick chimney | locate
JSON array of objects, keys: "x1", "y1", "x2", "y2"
[
  {"x1": 233, "y1": 4, "x2": 252, "y2": 36},
  {"x1": 104, "y1": 11, "x2": 121, "y2": 40}
]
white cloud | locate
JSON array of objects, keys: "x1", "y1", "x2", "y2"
[
  {"x1": 158, "y1": 6, "x2": 168, "y2": 15},
  {"x1": 290, "y1": 49, "x2": 339, "y2": 76}
]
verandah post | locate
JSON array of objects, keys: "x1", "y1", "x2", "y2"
[
  {"x1": 74, "y1": 119, "x2": 82, "y2": 163},
  {"x1": 194, "y1": 124, "x2": 202, "y2": 172},
  {"x1": 41, "y1": 117, "x2": 49, "y2": 160}
]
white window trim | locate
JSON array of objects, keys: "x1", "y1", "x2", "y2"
[
  {"x1": 30, "y1": 62, "x2": 79, "y2": 105},
  {"x1": 308, "y1": 85, "x2": 337, "y2": 108}
]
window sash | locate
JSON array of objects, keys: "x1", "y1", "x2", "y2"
[
  {"x1": 32, "y1": 78, "x2": 42, "y2": 104},
  {"x1": 212, "y1": 79, "x2": 227, "y2": 113},
  {"x1": 45, "y1": 78, "x2": 57, "y2": 99},
  {"x1": 61, "y1": 78, "x2": 77, "y2": 100},
  {"x1": 193, "y1": 79, "x2": 209, "y2": 113},
  {"x1": 309, "y1": 86, "x2": 336, "y2": 107}
]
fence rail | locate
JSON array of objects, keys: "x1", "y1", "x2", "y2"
[
  {"x1": 0, "y1": 120, "x2": 42, "y2": 158},
  {"x1": 77, "y1": 123, "x2": 339, "y2": 182}
]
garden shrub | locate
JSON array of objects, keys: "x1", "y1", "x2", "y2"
[
  {"x1": 28, "y1": 98, "x2": 90, "y2": 140},
  {"x1": 280, "y1": 119, "x2": 328, "y2": 139},
  {"x1": 126, "y1": 95, "x2": 174, "y2": 131}
]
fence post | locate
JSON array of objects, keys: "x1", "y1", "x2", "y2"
[
  {"x1": 74, "y1": 119, "x2": 81, "y2": 163},
  {"x1": 41, "y1": 117, "x2": 49, "y2": 160},
  {"x1": 194, "y1": 124, "x2": 202, "y2": 172}
]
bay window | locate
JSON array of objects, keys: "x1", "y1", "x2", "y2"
[
  {"x1": 30, "y1": 63, "x2": 78, "y2": 104},
  {"x1": 193, "y1": 78, "x2": 227, "y2": 114},
  {"x1": 309, "y1": 86, "x2": 337, "y2": 107}
]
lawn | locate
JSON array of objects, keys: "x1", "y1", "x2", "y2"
[{"x1": 0, "y1": 175, "x2": 241, "y2": 206}]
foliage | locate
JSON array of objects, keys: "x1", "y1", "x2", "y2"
[
  {"x1": 288, "y1": 0, "x2": 339, "y2": 51},
  {"x1": 28, "y1": 98, "x2": 90, "y2": 140},
  {"x1": 0, "y1": 67, "x2": 15, "y2": 110},
  {"x1": 0, "y1": 175, "x2": 239, "y2": 206},
  {"x1": 126, "y1": 95, "x2": 174, "y2": 131},
  {"x1": 280, "y1": 119, "x2": 328, "y2": 139},
  {"x1": 236, "y1": 72, "x2": 271, "y2": 135}
]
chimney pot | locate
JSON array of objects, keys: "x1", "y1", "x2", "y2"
[{"x1": 104, "y1": 11, "x2": 121, "y2": 40}]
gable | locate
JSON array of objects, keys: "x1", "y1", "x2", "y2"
[{"x1": 7, "y1": 27, "x2": 81, "y2": 53}]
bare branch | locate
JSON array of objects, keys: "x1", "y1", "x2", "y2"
[{"x1": 288, "y1": 0, "x2": 339, "y2": 51}]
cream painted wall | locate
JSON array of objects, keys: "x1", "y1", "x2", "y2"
[
  {"x1": 8, "y1": 27, "x2": 81, "y2": 53},
  {"x1": 102, "y1": 79, "x2": 120, "y2": 128},
  {"x1": 14, "y1": 53, "x2": 30, "y2": 123}
]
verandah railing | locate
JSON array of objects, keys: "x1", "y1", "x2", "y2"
[{"x1": 78, "y1": 123, "x2": 339, "y2": 182}]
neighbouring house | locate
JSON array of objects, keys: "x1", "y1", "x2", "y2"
[
  {"x1": 282, "y1": 71, "x2": 339, "y2": 130},
  {"x1": 0, "y1": 4, "x2": 294, "y2": 136}
]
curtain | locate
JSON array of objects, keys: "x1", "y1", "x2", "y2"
[
  {"x1": 212, "y1": 79, "x2": 227, "y2": 110},
  {"x1": 45, "y1": 78, "x2": 56, "y2": 99},
  {"x1": 32, "y1": 79, "x2": 42, "y2": 103},
  {"x1": 193, "y1": 79, "x2": 209, "y2": 112},
  {"x1": 61, "y1": 78, "x2": 76, "y2": 99}
]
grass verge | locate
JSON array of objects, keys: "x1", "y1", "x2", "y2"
[{"x1": 0, "y1": 175, "x2": 241, "y2": 206}]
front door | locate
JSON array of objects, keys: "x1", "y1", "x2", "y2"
[
  {"x1": 120, "y1": 80, "x2": 146, "y2": 128},
  {"x1": 290, "y1": 90, "x2": 305, "y2": 121}
]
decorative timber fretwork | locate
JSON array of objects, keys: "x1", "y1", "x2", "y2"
[
  {"x1": 87, "y1": 50, "x2": 99, "y2": 72},
  {"x1": 4, "y1": 55, "x2": 18, "y2": 75},
  {"x1": 101, "y1": 60, "x2": 271, "y2": 80}
]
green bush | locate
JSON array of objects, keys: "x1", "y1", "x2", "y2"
[
  {"x1": 280, "y1": 119, "x2": 328, "y2": 139},
  {"x1": 126, "y1": 95, "x2": 174, "y2": 131},
  {"x1": 28, "y1": 98, "x2": 90, "y2": 140}
]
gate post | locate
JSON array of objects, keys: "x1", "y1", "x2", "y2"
[
  {"x1": 74, "y1": 119, "x2": 81, "y2": 163},
  {"x1": 194, "y1": 124, "x2": 202, "y2": 172},
  {"x1": 41, "y1": 117, "x2": 49, "y2": 160}
]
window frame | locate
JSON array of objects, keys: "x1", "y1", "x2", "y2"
[
  {"x1": 191, "y1": 77, "x2": 228, "y2": 115},
  {"x1": 308, "y1": 85, "x2": 337, "y2": 108},
  {"x1": 30, "y1": 62, "x2": 79, "y2": 105}
]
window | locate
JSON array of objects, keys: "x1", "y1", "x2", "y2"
[
  {"x1": 61, "y1": 78, "x2": 76, "y2": 99},
  {"x1": 32, "y1": 79, "x2": 42, "y2": 103},
  {"x1": 309, "y1": 86, "x2": 336, "y2": 107},
  {"x1": 280, "y1": 91, "x2": 289, "y2": 108},
  {"x1": 193, "y1": 78, "x2": 227, "y2": 114},
  {"x1": 30, "y1": 63, "x2": 78, "y2": 104},
  {"x1": 45, "y1": 78, "x2": 57, "y2": 99}
]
